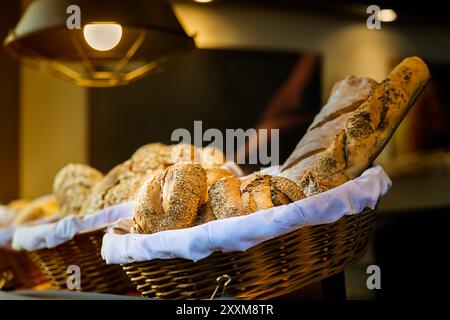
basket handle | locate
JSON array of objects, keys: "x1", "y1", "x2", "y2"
[{"x1": 210, "y1": 274, "x2": 232, "y2": 300}]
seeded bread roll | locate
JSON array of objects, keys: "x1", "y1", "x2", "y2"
[
  {"x1": 201, "y1": 147, "x2": 226, "y2": 167},
  {"x1": 204, "y1": 167, "x2": 233, "y2": 201},
  {"x1": 169, "y1": 144, "x2": 199, "y2": 164},
  {"x1": 270, "y1": 175, "x2": 305, "y2": 205},
  {"x1": 208, "y1": 176, "x2": 245, "y2": 219},
  {"x1": 133, "y1": 162, "x2": 207, "y2": 234},
  {"x1": 53, "y1": 163, "x2": 103, "y2": 216},
  {"x1": 80, "y1": 161, "x2": 141, "y2": 215},
  {"x1": 209, "y1": 173, "x2": 303, "y2": 219},
  {"x1": 300, "y1": 56, "x2": 430, "y2": 196},
  {"x1": 280, "y1": 76, "x2": 377, "y2": 182},
  {"x1": 240, "y1": 174, "x2": 274, "y2": 213},
  {"x1": 130, "y1": 143, "x2": 171, "y2": 174},
  {"x1": 81, "y1": 143, "x2": 174, "y2": 215}
]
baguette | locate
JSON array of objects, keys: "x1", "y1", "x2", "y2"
[
  {"x1": 280, "y1": 76, "x2": 377, "y2": 182},
  {"x1": 300, "y1": 56, "x2": 430, "y2": 196}
]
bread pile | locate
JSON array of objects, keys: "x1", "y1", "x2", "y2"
[
  {"x1": 130, "y1": 56, "x2": 429, "y2": 235},
  {"x1": 51, "y1": 143, "x2": 227, "y2": 217}
]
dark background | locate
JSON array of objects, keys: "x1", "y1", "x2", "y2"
[
  {"x1": 0, "y1": 2, "x2": 19, "y2": 204},
  {"x1": 89, "y1": 48, "x2": 321, "y2": 172}
]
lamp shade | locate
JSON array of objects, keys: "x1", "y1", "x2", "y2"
[{"x1": 4, "y1": 0, "x2": 195, "y2": 87}]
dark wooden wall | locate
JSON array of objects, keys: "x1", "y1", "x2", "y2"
[{"x1": 0, "y1": 2, "x2": 20, "y2": 203}]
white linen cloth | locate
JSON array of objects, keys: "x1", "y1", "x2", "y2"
[
  {"x1": 0, "y1": 215, "x2": 61, "y2": 249},
  {"x1": 0, "y1": 205, "x2": 16, "y2": 228},
  {"x1": 12, "y1": 201, "x2": 134, "y2": 251},
  {"x1": 101, "y1": 165, "x2": 391, "y2": 264},
  {"x1": 0, "y1": 227, "x2": 15, "y2": 249}
]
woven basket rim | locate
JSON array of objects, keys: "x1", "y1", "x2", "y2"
[{"x1": 120, "y1": 207, "x2": 375, "y2": 265}]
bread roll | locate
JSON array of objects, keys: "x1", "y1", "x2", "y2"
[
  {"x1": 208, "y1": 176, "x2": 245, "y2": 219},
  {"x1": 209, "y1": 173, "x2": 303, "y2": 219},
  {"x1": 81, "y1": 143, "x2": 172, "y2": 215},
  {"x1": 53, "y1": 163, "x2": 103, "y2": 216},
  {"x1": 80, "y1": 161, "x2": 140, "y2": 215},
  {"x1": 300, "y1": 56, "x2": 430, "y2": 196},
  {"x1": 201, "y1": 147, "x2": 226, "y2": 167},
  {"x1": 8, "y1": 199, "x2": 30, "y2": 212},
  {"x1": 169, "y1": 144, "x2": 199, "y2": 164},
  {"x1": 280, "y1": 76, "x2": 377, "y2": 182},
  {"x1": 240, "y1": 174, "x2": 274, "y2": 213},
  {"x1": 133, "y1": 162, "x2": 207, "y2": 234},
  {"x1": 130, "y1": 143, "x2": 170, "y2": 174},
  {"x1": 81, "y1": 142, "x2": 227, "y2": 218},
  {"x1": 13, "y1": 195, "x2": 58, "y2": 225},
  {"x1": 270, "y1": 176, "x2": 305, "y2": 205}
]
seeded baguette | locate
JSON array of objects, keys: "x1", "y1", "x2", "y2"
[
  {"x1": 280, "y1": 76, "x2": 377, "y2": 182},
  {"x1": 300, "y1": 56, "x2": 430, "y2": 196}
]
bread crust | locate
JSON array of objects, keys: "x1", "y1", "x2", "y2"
[
  {"x1": 300, "y1": 56, "x2": 430, "y2": 196},
  {"x1": 281, "y1": 76, "x2": 377, "y2": 181},
  {"x1": 209, "y1": 173, "x2": 304, "y2": 219},
  {"x1": 53, "y1": 163, "x2": 103, "y2": 216},
  {"x1": 133, "y1": 162, "x2": 207, "y2": 234}
]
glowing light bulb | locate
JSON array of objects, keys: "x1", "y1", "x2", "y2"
[
  {"x1": 378, "y1": 9, "x2": 397, "y2": 22},
  {"x1": 83, "y1": 23, "x2": 123, "y2": 51}
]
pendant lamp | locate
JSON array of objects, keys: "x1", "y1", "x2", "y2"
[{"x1": 4, "y1": 0, "x2": 195, "y2": 87}]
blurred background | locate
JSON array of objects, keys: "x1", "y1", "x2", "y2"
[{"x1": 1, "y1": 0, "x2": 449, "y2": 299}]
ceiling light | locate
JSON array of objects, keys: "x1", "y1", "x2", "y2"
[
  {"x1": 4, "y1": 0, "x2": 195, "y2": 87},
  {"x1": 83, "y1": 23, "x2": 123, "y2": 51},
  {"x1": 378, "y1": 9, "x2": 397, "y2": 22}
]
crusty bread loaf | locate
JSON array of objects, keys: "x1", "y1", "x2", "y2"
[
  {"x1": 81, "y1": 143, "x2": 183, "y2": 215},
  {"x1": 53, "y1": 163, "x2": 104, "y2": 216},
  {"x1": 201, "y1": 147, "x2": 226, "y2": 167},
  {"x1": 133, "y1": 162, "x2": 207, "y2": 234},
  {"x1": 80, "y1": 160, "x2": 141, "y2": 215},
  {"x1": 8, "y1": 199, "x2": 30, "y2": 212},
  {"x1": 209, "y1": 173, "x2": 303, "y2": 220},
  {"x1": 300, "y1": 56, "x2": 430, "y2": 196},
  {"x1": 280, "y1": 76, "x2": 377, "y2": 182},
  {"x1": 12, "y1": 195, "x2": 58, "y2": 225},
  {"x1": 81, "y1": 143, "x2": 226, "y2": 216},
  {"x1": 130, "y1": 143, "x2": 171, "y2": 175},
  {"x1": 204, "y1": 167, "x2": 233, "y2": 202}
]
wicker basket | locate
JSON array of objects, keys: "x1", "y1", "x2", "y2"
[
  {"x1": 29, "y1": 227, "x2": 134, "y2": 294},
  {"x1": 0, "y1": 248, "x2": 47, "y2": 290},
  {"x1": 122, "y1": 208, "x2": 376, "y2": 299}
]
